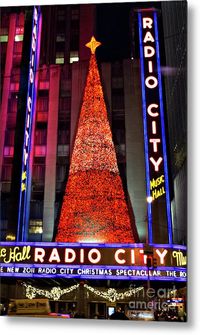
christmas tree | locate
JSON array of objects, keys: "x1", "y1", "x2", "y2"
[{"x1": 55, "y1": 37, "x2": 137, "y2": 243}]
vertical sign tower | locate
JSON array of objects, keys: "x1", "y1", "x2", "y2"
[
  {"x1": 138, "y1": 9, "x2": 173, "y2": 244},
  {"x1": 18, "y1": 6, "x2": 42, "y2": 241},
  {"x1": 7, "y1": 7, "x2": 42, "y2": 241}
]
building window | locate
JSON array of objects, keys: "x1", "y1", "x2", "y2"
[
  {"x1": 0, "y1": 219, "x2": 8, "y2": 240},
  {"x1": 55, "y1": 52, "x2": 64, "y2": 64},
  {"x1": 71, "y1": 7, "x2": 79, "y2": 21},
  {"x1": 5, "y1": 129, "x2": 15, "y2": 146},
  {"x1": 11, "y1": 67, "x2": 20, "y2": 83},
  {"x1": 112, "y1": 88, "x2": 124, "y2": 111},
  {"x1": 113, "y1": 126, "x2": 126, "y2": 144},
  {"x1": 0, "y1": 26, "x2": 8, "y2": 35},
  {"x1": 56, "y1": 165, "x2": 66, "y2": 182},
  {"x1": 15, "y1": 26, "x2": 24, "y2": 35},
  {"x1": 14, "y1": 34, "x2": 23, "y2": 42},
  {"x1": 34, "y1": 146, "x2": 46, "y2": 157},
  {"x1": 16, "y1": 12, "x2": 24, "y2": 28},
  {"x1": 56, "y1": 34, "x2": 65, "y2": 42},
  {"x1": 56, "y1": 41, "x2": 65, "y2": 52},
  {"x1": 4, "y1": 146, "x2": 14, "y2": 157},
  {"x1": 112, "y1": 62, "x2": 123, "y2": 77},
  {"x1": 0, "y1": 35, "x2": 8, "y2": 42},
  {"x1": 71, "y1": 19, "x2": 79, "y2": 30},
  {"x1": 70, "y1": 11, "x2": 79, "y2": 52},
  {"x1": 8, "y1": 94, "x2": 18, "y2": 113},
  {"x1": 37, "y1": 96, "x2": 48, "y2": 112},
  {"x1": 13, "y1": 41, "x2": 22, "y2": 66},
  {"x1": 1, "y1": 165, "x2": 12, "y2": 181},
  {"x1": 35, "y1": 129, "x2": 47, "y2": 145},
  {"x1": 39, "y1": 67, "x2": 49, "y2": 81},
  {"x1": 112, "y1": 77, "x2": 123, "y2": 89},
  {"x1": 70, "y1": 51, "x2": 79, "y2": 63},
  {"x1": 30, "y1": 201, "x2": 43, "y2": 219},
  {"x1": 1, "y1": 199, "x2": 9, "y2": 221},
  {"x1": 57, "y1": 8, "x2": 66, "y2": 21},
  {"x1": 0, "y1": 41, "x2": 7, "y2": 58},
  {"x1": 59, "y1": 97, "x2": 71, "y2": 111},
  {"x1": 58, "y1": 129, "x2": 70, "y2": 145},
  {"x1": 57, "y1": 144, "x2": 69, "y2": 156},
  {"x1": 0, "y1": 15, "x2": 9, "y2": 29},
  {"x1": 70, "y1": 33, "x2": 79, "y2": 51},
  {"x1": 13, "y1": 41, "x2": 23, "y2": 54},
  {"x1": 32, "y1": 164, "x2": 45, "y2": 182},
  {"x1": 56, "y1": 57, "x2": 65, "y2": 64},
  {"x1": 29, "y1": 220, "x2": 43, "y2": 234}
]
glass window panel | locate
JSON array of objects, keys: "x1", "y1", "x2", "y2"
[
  {"x1": 0, "y1": 35, "x2": 8, "y2": 42},
  {"x1": 14, "y1": 34, "x2": 23, "y2": 42}
]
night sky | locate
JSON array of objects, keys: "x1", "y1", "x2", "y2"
[
  {"x1": 95, "y1": 2, "x2": 161, "y2": 62},
  {"x1": 96, "y1": 3, "x2": 133, "y2": 61}
]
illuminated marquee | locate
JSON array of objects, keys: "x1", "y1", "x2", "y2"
[
  {"x1": 0, "y1": 242, "x2": 187, "y2": 281},
  {"x1": 18, "y1": 6, "x2": 41, "y2": 240},
  {"x1": 138, "y1": 10, "x2": 173, "y2": 244}
]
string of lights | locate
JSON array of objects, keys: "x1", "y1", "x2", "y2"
[
  {"x1": 84, "y1": 284, "x2": 144, "y2": 303},
  {"x1": 22, "y1": 282, "x2": 144, "y2": 302},
  {"x1": 55, "y1": 37, "x2": 136, "y2": 243},
  {"x1": 23, "y1": 283, "x2": 79, "y2": 301}
]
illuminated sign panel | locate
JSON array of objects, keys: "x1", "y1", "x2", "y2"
[
  {"x1": 138, "y1": 10, "x2": 172, "y2": 244},
  {"x1": 0, "y1": 243, "x2": 187, "y2": 281},
  {"x1": 18, "y1": 7, "x2": 41, "y2": 240}
]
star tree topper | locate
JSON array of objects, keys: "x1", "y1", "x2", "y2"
[{"x1": 85, "y1": 36, "x2": 101, "y2": 54}]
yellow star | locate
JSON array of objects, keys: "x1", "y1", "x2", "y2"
[{"x1": 85, "y1": 36, "x2": 101, "y2": 54}]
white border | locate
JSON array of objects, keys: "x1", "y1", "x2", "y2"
[{"x1": 0, "y1": 0, "x2": 200, "y2": 334}]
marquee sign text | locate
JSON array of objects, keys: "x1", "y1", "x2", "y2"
[
  {"x1": 0, "y1": 243, "x2": 187, "y2": 281},
  {"x1": 138, "y1": 10, "x2": 172, "y2": 243}
]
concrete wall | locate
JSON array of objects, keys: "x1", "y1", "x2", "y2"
[
  {"x1": 42, "y1": 65, "x2": 61, "y2": 241},
  {"x1": 123, "y1": 59, "x2": 147, "y2": 242}
]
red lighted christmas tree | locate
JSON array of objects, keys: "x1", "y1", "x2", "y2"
[{"x1": 55, "y1": 37, "x2": 137, "y2": 243}]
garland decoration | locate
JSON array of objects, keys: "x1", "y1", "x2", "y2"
[
  {"x1": 22, "y1": 282, "x2": 143, "y2": 302},
  {"x1": 23, "y1": 283, "x2": 79, "y2": 300}
]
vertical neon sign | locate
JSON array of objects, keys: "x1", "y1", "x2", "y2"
[
  {"x1": 17, "y1": 6, "x2": 42, "y2": 241},
  {"x1": 138, "y1": 10, "x2": 173, "y2": 244}
]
